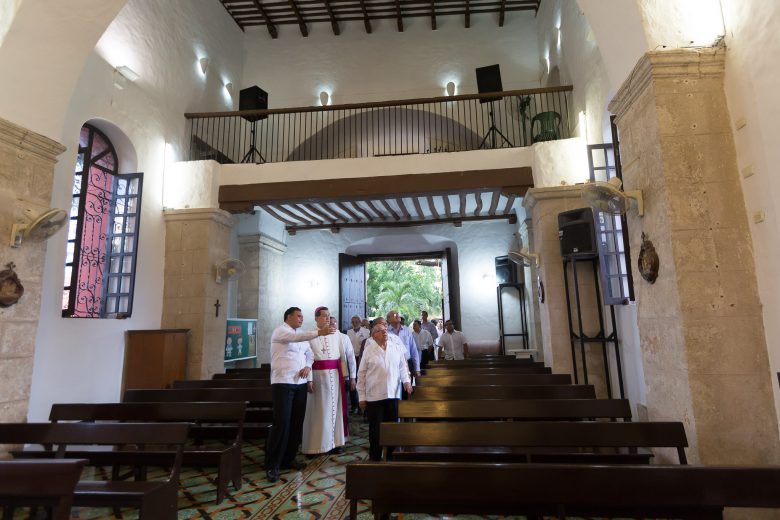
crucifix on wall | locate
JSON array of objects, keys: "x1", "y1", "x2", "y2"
[{"x1": 214, "y1": 299, "x2": 221, "y2": 317}]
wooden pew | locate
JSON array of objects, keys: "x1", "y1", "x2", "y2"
[
  {"x1": 346, "y1": 462, "x2": 780, "y2": 519},
  {"x1": 0, "y1": 459, "x2": 86, "y2": 520},
  {"x1": 0, "y1": 423, "x2": 188, "y2": 520},
  {"x1": 214, "y1": 372, "x2": 270, "y2": 380},
  {"x1": 381, "y1": 421, "x2": 687, "y2": 464},
  {"x1": 399, "y1": 399, "x2": 632, "y2": 422},
  {"x1": 413, "y1": 384, "x2": 596, "y2": 400},
  {"x1": 123, "y1": 388, "x2": 272, "y2": 440},
  {"x1": 47, "y1": 402, "x2": 246, "y2": 504},
  {"x1": 226, "y1": 367, "x2": 270, "y2": 374},
  {"x1": 429, "y1": 360, "x2": 543, "y2": 368},
  {"x1": 174, "y1": 378, "x2": 269, "y2": 388},
  {"x1": 416, "y1": 373, "x2": 572, "y2": 386},
  {"x1": 423, "y1": 366, "x2": 552, "y2": 376}
]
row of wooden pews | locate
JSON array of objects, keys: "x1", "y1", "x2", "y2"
[
  {"x1": 0, "y1": 365, "x2": 273, "y2": 518},
  {"x1": 346, "y1": 355, "x2": 780, "y2": 519}
]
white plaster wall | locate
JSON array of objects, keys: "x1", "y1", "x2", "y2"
[
  {"x1": 0, "y1": 0, "x2": 128, "y2": 140},
  {"x1": 263, "y1": 220, "x2": 519, "y2": 357},
  {"x1": 243, "y1": 13, "x2": 541, "y2": 109},
  {"x1": 719, "y1": 0, "x2": 780, "y2": 432},
  {"x1": 26, "y1": 0, "x2": 243, "y2": 421}
]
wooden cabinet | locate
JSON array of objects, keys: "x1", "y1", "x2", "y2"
[{"x1": 123, "y1": 329, "x2": 189, "y2": 390}]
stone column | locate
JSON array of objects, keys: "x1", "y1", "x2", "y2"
[
  {"x1": 522, "y1": 186, "x2": 610, "y2": 397},
  {"x1": 236, "y1": 233, "x2": 287, "y2": 366},
  {"x1": 0, "y1": 117, "x2": 65, "y2": 425},
  {"x1": 162, "y1": 208, "x2": 237, "y2": 379},
  {"x1": 609, "y1": 48, "x2": 780, "y2": 464},
  {"x1": 518, "y1": 217, "x2": 543, "y2": 359}
]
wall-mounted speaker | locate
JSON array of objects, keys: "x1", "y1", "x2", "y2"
[
  {"x1": 558, "y1": 207, "x2": 598, "y2": 259},
  {"x1": 239, "y1": 86, "x2": 268, "y2": 122},
  {"x1": 476, "y1": 64, "x2": 503, "y2": 104},
  {"x1": 495, "y1": 255, "x2": 517, "y2": 284}
]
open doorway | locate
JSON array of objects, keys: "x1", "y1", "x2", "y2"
[
  {"x1": 365, "y1": 257, "x2": 443, "y2": 323},
  {"x1": 338, "y1": 250, "x2": 461, "y2": 331}
]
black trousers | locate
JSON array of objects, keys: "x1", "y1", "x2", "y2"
[
  {"x1": 402, "y1": 360, "x2": 415, "y2": 400},
  {"x1": 366, "y1": 398, "x2": 399, "y2": 461},
  {"x1": 420, "y1": 348, "x2": 431, "y2": 370},
  {"x1": 266, "y1": 383, "x2": 308, "y2": 471}
]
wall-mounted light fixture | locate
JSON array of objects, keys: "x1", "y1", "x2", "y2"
[
  {"x1": 224, "y1": 82, "x2": 234, "y2": 94},
  {"x1": 319, "y1": 91, "x2": 329, "y2": 106},
  {"x1": 446, "y1": 81, "x2": 456, "y2": 97},
  {"x1": 113, "y1": 65, "x2": 140, "y2": 90},
  {"x1": 199, "y1": 57, "x2": 210, "y2": 75}
]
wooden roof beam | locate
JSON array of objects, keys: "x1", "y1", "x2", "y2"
[
  {"x1": 427, "y1": 196, "x2": 440, "y2": 219},
  {"x1": 498, "y1": 0, "x2": 507, "y2": 26},
  {"x1": 474, "y1": 191, "x2": 484, "y2": 217},
  {"x1": 465, "y1": 0, "x2": 470, "y2": 28},
  {"x1": 251, "y1": 0, "x2": 278, "y2": 38},
  {"x1": 288, "y1": 0, "x2": 309, "y2": 36},
  {"x1": 430, "y1": 0, "x2": 437, "y2": 30},
  {"x1": 323, "y1": 0, "x2": 340, "y2": 35},
  {"x1": 396, "y1": 0, "x2": 404, "y2": 32},
  {"x1": 488, "y1": 190, "x2": 501, "y2": 216},
  {"x1": 284, "y1": 213, "x2": 515, "y2": 233},
  {"x1": 359, "y1": 0, "x2": 372, "y2": 33}
]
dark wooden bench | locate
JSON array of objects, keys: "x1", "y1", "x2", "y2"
[
  {"x1": 346, "y1": 462, "x2": 780, "y2": 519},
  {"x1": 416, "y1": 373, "x2": 572, "y2": 386},
  {"x1": 399, "y1": 399, "x2": 632, "y2": 422},
  {"x1": 413, "y1": 384, "x2": 596, "y2": 400},
  {"x1": 173, "y1": 378, "x2": 269, "y2": 388},
  {"x1": 213, "y1": 372, "x2": 270, "y2": 380},
  {"x1": 428, "y1": 360, "x2": 544, "y2": 368},
  {"x1": 423, "y1": 367, "x2": 552, "y2": 377},
  {"x1": 381, "y1": 421, "x2": 688, "y2": 464},
  {"x1": 225, "y1": 367, "x2": 270, "y2": 374},
  {"x1": 0, "y1": 459, "x2": 86, "y2": 520},
  {"x1": 47, "y1": 402, "x2": 246, "y2": 504},
  {"x1": 123, "y1": 388, "x2": 272, "y2": 440},
  {"x1": 0, "y1": 422, "x2": 188, "y2": 520}
]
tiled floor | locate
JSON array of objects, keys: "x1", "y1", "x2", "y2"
[{"x1": 51, "y1": 419, "x2": 524, "y2": 520}]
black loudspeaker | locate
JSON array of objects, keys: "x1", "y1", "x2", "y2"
[
  {"x1": 476, "y1": 64, "x2": 503, "y2": 104},
  {"x1": 495, "y1": 255, "x2": 517, "y2": 284},
  {"x1": 558, "y1": 208, "x2": 598, "y2": 259},
  {"x1": 239, "y1": 86, "x2": 268, "y2": 121}
]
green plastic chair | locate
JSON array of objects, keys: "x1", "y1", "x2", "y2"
[{"x1": 531, "y1": 111, "x2": 562, "y2": 143}]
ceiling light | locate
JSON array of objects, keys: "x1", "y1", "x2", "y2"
[{"x1": 116, "y1": 65, "x2": 139, "y2": 82}]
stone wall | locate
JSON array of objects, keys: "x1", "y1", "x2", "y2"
[{"x1": 0, "y1": 117, "x2": 65, "y2": 425}]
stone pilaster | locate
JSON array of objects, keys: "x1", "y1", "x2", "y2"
[
  {"x1": 0, "y1": 117, "x2": 66, "y2": 425},
  {"x1": 522, "y1": 187, "x2": 609, "y2": 397},
  {"x1": 609, "y1": 47, "x2": 780, "y2": 464},
  {"x1": 518, "y1": 217, "x2": 543, "y2": 358},
  {"x1": 162, "y1": 208, "x2": 237, "y2": 379}
]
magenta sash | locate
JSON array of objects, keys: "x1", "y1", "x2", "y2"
[{"x1": 312, "y1": 359, "x2": 349, "y2": 434}]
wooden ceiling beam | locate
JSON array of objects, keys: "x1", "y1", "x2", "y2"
[
  {"x1": 465, "y1": 0, "x2": 470, "y2": 27},
  {"x1": 430, "y1": 0, "x2": 436, "y2": 29},
  {"x1": 259, "y1": 204, "x2": 296, "y2": 226},
  {"x1": 336, "y1": 201, "x2": 362, "y2": 221},
  {"x1": 380, "y1": 199, "x2": 401, "y2": 221},
  {"x1": 288, "y1": 0, "x2": 309, "y2": 36},
  {"x1": 287, "y1": 213, "x2": 515, "y2": 233},
  {"x1": 351, "y1": 201, "x2": 374, "y2": 220},
  {"x1": 474, "y1": 191, "x2": 484, "y2": 217},
  {"x1": 396, "y1": 198, "x2": 411, "y2": 220},
  {"x1": 276, "y1": 204, "x2": 311, "y2": 225},
  {"x1": 395, "y1": 0, "x2": 404, "y2": 31},
  {"x1": 323, "y1": 0, "x2": 341, "y2": 34},
  {"x1": 303, "y1": 203, "x2": 334, "y2": 223},
  {"x1": 365, "y1": 200, "x2": 388, "y2": 220},
  {"x1": 498, "y1": 0, "x2": 506, "y2": 26},
  {"x1": 322, "y1": 202, "x2": 351, "y2": 221},
  {"x1": 412, "y1": 197, "x2": 425, "y2": 219},
  {"x1": 251, "y1": 0, "x2": 278, "y2": 38},
  {"x1": 359, "y1": 0, "x2": 372, "y2": 32},
  {"x1": 426, "y1": 195, "x2": 440, "y2": 219},
  {"x1": 443, "y1": 195, "x2": 452, "y2": 219},
  {"x1": 219, "y1": 167, "x2": 533, "y2": 208},
  {"x1": 488, "y1": 190, "x2": 501, "y2": 216},
  {"x1": 458, "y1": 192, "x2": 467, "y2": 217},
  {"x1": 502, "y1": 193, "x2": 517, "y2": 214},
  {"x1": 296, "y1": 204, "x2": 325, "y2": 223}
]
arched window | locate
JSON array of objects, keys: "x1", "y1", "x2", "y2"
[{"x1": 62, "y1": 124, "x2": 143, "y2": 318}]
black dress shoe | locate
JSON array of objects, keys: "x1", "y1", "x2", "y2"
[
  {"x1": 330, "y1": 446, "x2": 344, "y2": 454},
  {"x1": 266, "y1": 469, "x2": 279, "y2": 483},
  {"x1": 281, "y1": 460, "x2": 307, "y2": 471}
]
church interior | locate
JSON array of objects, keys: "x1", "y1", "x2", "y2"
[{"x1": 2, "y1": 0, "x2": 780, "y2": 517}]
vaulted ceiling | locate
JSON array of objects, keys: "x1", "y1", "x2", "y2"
[
  {"x1": 219, "y1": 0, "x2": 541, "y2": 38},
  {"x1": 219, "y1": 167, "x2": 532, "y2": 234}
]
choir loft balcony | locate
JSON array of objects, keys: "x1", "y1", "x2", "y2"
[{"x1": 184, "y1": 86, "x2": 573, "y2": 165}]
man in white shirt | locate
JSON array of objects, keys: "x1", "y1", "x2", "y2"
[
  {"x1": 357, "y1": 322, "x2": 412, "y2": 461},
  {"x1": 266, "y1": 306, "x2": 335, "y2": 483},
  {"x1": 412, "y1": 319, "x2": 434, "y2": 370},
  {"x1": 346, "y1": 315, "x2": 370, "y2": 413},
  {"x1": 438, "y1": 320, "x2": 470, "y2": 360},
  {"x1": 301, "y1": 308, "x2": 356, "y2": 456}
]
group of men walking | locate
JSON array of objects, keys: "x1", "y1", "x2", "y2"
[{"x1": 264, "y1": 306, "x2": 469, "y2": 482}]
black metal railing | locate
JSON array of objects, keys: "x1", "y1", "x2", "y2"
[{"x1": 184, "y1": 86, "x2": 573, "y2": 164}]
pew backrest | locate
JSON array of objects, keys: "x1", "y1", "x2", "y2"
[
  {"x1": 399, "y1": 399, "x2": 632, "y2": 421},
  {"x1": 0, "y1": 459, "x2": 86, "y2": 520},
  {"x1": 214, "y1": 372, "x2": 270, "y2": 380},
  {"x1": 413, "y1": 385, "x2": 596, "y2": 400},
  {"x1": 123, "y1": 387, "x2": 272, "y2": 405},
  {"x1": 174, "y1": 379, "x2": 268, "y2": 389},
  {"x1": 416, "y1": 374, "x2": 572, "y2": 386}
]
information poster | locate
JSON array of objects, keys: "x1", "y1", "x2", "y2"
[{"x1": 225, "y1": 318, "x2": 258, "y2": 363}]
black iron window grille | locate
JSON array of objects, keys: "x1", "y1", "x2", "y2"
[
  {"x1": 588, "y1": 142, "x2": 635, "y2": 305},
  {"x1": 62, "y1": 124, "x2": 143, "y2": 318}
]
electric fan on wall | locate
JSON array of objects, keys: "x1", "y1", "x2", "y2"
[
  {"x1": 581, "y1": 177, "x2": 644, "y2": 217},
  {"x1": 10, "y1": 208, "x2": 68, "y2": 248},
  {"x1": 508, "y1": 248, "x2": 541, "y2": 268},
  {"x1": 215, "y1": 258, "x2": 246, "y2": 284}
]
